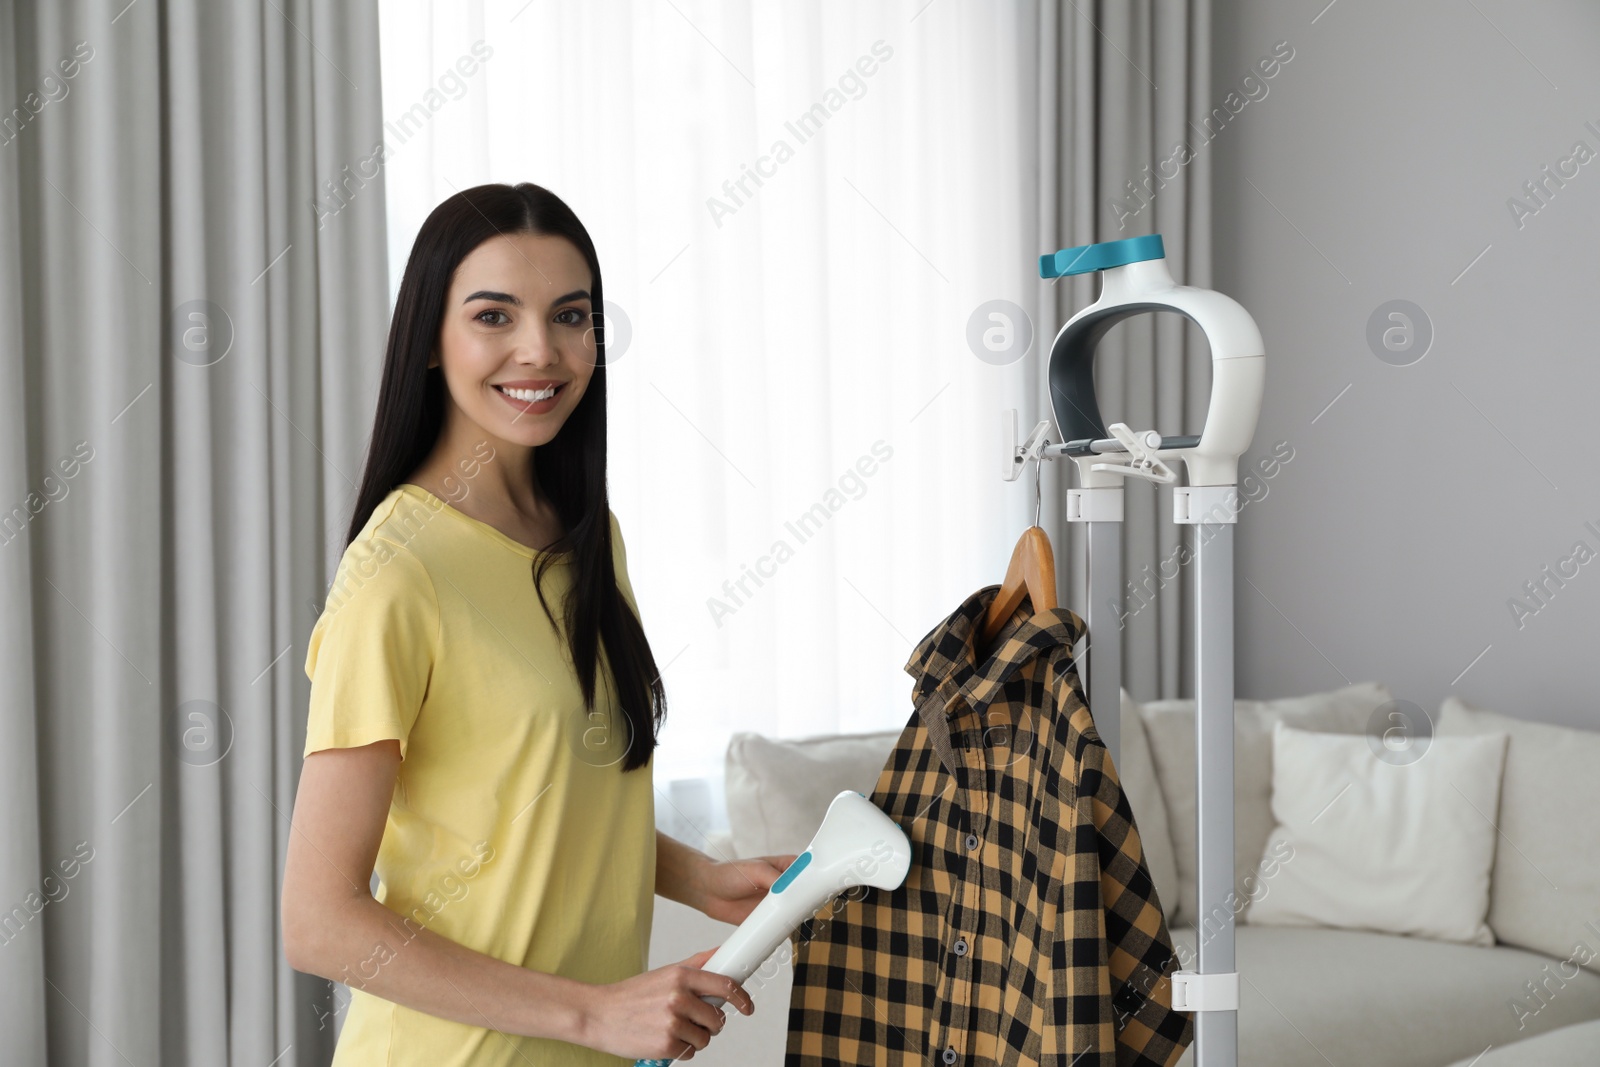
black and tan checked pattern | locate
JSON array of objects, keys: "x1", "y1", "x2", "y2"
[{"x1": 785, "y1": 584, "x2": 1193, "y2": 1066}]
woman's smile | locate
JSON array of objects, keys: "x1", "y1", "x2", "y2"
[{"x1": 492, "y1": 379, "x2": 568, "y2": 416}]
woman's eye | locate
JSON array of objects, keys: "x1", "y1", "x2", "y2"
[{"x1": 476, "y1": 309, "x2": 509, "y2": 326}]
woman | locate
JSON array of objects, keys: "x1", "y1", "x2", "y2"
[{"x1": 281, "y1": 182, "x2": 797, "y2": 1065}]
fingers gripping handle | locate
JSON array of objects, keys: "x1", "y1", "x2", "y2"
[{"x1": 634, "y1": 791, "x2": 913, "y2": 1066}]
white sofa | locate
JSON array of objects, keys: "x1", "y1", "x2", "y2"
[{"x1": 648, "y1": 684, "x2": 1600, "y2": 1066}]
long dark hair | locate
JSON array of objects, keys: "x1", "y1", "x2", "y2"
[{"x1": 345, "y1": 181, "x2": 664, "y2": 772}]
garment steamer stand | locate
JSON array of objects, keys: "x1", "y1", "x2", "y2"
[{"x1": 1002, "y1": 234, "x2": 1264, "y2": 1067}]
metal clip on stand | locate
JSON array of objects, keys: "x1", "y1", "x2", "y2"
[{"x1": 1002, "y1": 234, "x2": 1265, "y2": 1067}]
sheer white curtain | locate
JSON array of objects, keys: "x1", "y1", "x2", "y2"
[{"x1": 377, "y1": 1, "x2": 1058, "y2": 830}]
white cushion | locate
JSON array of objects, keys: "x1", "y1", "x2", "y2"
[
  {"x1": 1141, "y1": 681, "x2": 1395, "y2": 925},
  {"x1": 1441, "y1": 1018, "x2": 1600, "y2": 1066},
  {"x1": 1246, "y1": 722, "x2": 1508, "y2": 945},
  {"x1": 724, "y1": 729, "x2": 901, "y2": 857},
  {"x1": 1438, "y1": 696, "x2": 1600, "y2": 973},
  {"x1": 1113, "y1": 689, "x2": 1183, "y2": 926}
]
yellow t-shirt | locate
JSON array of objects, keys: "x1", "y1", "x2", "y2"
[{"x1": 302, "y1": 482, "x2": 656, "y2": 1067}]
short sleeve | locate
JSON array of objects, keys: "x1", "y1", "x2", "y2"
[{"x1": 303, "y1": 535, "x2": 438, "y2": 760}]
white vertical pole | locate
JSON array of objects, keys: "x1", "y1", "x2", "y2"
[
  {"x1": 1192, "y1": 520, "x2": 1238, "y2": 1066},
  {"x1": 1085, "y1": 520, "x2": 1121, "y2": 767}
]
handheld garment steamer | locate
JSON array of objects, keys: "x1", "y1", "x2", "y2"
[{"x1": 635, "y1": 789, "x2": 913, "y2": 1066}]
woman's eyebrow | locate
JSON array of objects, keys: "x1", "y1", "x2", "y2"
[
  {"x1": 462, "y1": 288, "x2": 591, "y2": 307},
  {"x1": 463, "y1": 289, "x2": 522, "y2": 306}
]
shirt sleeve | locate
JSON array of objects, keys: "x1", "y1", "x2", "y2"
[
  {"x1": 1082, "y1": 736, "x2": 1196, "y2": 1065},
  {"x1": 303, "y1": 534, "x2": 438, "y2": 760}
]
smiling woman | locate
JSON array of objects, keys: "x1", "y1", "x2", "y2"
[
  {"x1": 282, "y1": 183, "x2": 793, "y2": 1066},
  {"x1": 415, "y1": 229, "x2": 603, "y2": 555}
]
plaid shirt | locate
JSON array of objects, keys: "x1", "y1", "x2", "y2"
[{"x1": 784, "y1": 584, "x2": 1193, "y2": 1066}]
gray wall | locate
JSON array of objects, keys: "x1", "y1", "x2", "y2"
[{"x1": 1210, "y1": 0, "x2": 1600, "y2": 728}]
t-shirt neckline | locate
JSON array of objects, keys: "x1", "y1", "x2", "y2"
[{"x1": 396, "y1": 482, "x2": 572, "y2": 561}]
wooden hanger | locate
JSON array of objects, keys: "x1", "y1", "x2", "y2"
[{"x1": 979, "y1": 525, "x2": 1057, "y2": 651}]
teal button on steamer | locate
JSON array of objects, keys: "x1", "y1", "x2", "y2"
[{"x1": 633, "y1": 790, "x2": 911, "y2": 1066}]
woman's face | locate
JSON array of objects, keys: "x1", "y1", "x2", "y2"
[{"x1": 432, "y1": 231, "x2": 598, "y2": 449}]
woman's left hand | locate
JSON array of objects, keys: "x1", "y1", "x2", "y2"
[{"x1": 694, "y1": 854, "x2": 801, "y2": 926}]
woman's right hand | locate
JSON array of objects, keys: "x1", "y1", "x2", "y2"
[{"x1": 580, "y1": 947, "x2": 755, "y2": 1061}]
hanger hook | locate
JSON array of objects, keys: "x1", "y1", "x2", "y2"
[{"x1": 1033, "y1": 451, "x2": 1043, "y2": 527}]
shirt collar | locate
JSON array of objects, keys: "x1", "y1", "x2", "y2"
[{"x1": 904, "y1": 584, "x2": 1086, "y2": 718}]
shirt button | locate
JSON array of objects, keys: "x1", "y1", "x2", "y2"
[
  {"x1": 953, "y1": 938, "x2": 968, "y2": 956},
  {"x1": 942, "y1": 1048, "x2": 958, "y2": 1064},
  {"x1": 965, "y1": 833, "x2": 978, "y2": 851}
]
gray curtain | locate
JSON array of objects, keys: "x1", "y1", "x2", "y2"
[
  {"x1": 1034, "y1": 0, "x2": 1213, "y2": 702},
  {"x1": 0, "y1": 1, "x2": 388, "y2": 1064}
]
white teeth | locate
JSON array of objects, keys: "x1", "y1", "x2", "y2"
[{"x1": 498, "y1": 385, "x2": 557, "y2": 402}]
